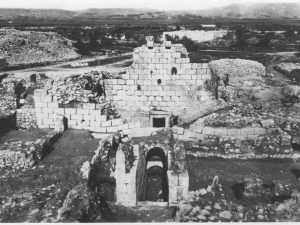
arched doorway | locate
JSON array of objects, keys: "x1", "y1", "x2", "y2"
[{"x1": 145, "y1": 147, "x2": 168, "y2": 202}]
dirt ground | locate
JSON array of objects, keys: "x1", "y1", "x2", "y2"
[
  {"x1": 0, "y1": 128, "x2": 51, "y2": 143},
  {"x1": 0, "y1": 129, "x2": 99, "y2": 222}
]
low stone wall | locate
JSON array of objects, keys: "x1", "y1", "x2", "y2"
[
  {"x1": 16, "y1": 108, "x2": 37, "y2": 129},
  {"x1": 34, "y1": 89, "x2": 139, "y2": 134},
  {"x1": 115, "y1": 144, "x2": 139, "y2": 206},
  {"x1": 0, "y1": 130, "x2": 62, "y2": 170},
  {"x1": 189, "y1": 125, "x2": 267, "y2": 140},
  {"x1": 172, "y1": 126, "x2": 268, "y2": 142}
]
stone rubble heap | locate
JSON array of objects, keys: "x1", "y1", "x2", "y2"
[
  {"x1": 16, "y1": 108, "x2": 37, "y2": 129},
  {"x1": 274, "y1": 62, "x2": 300, "y2": 76},
  {"x1": 0, "y1": 130, "x2": 61, "y2": 170},
  {"x1": 209, "y1": 58, "x2": 266, "y2": 86},
  {"x1": 0, "y1": 28, "x2": 79, "y2": 65},
  {"x1": 175, "y1": 176, "x2": 300, "y2": 222},
  {"x1": 45, "y1": 73, "x2": 105, "y2": 105}
]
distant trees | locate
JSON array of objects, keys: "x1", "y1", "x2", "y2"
[
  {"x1": 245, "y1": 37, "x2": 259, "y2": 49},
  {"x1": 258, "y1": 32, "x2": 276, "y2": 49},
  {"x1": 235, "y1": 26, "x2": 248, "y2": 49},
  {"x1": 284, "y1": 28, "x2": 296, "y2": 41},
  {"x1": 165, "y1": 35, "x2": 198, "y2": 52}
]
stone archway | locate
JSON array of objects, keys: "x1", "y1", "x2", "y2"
[{"x1": 145, "y1": 147, "x2": 168, "y2": 202}]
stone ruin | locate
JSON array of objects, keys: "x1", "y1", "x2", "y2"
[
  {"x1": 29, "y1": 36, "x2": 214, "y2": 135},
  {"x1": 104, "y1": 36, "x2": 213, "y2": 128},
  {"x1": 113, "y1": 130, "x2": 189, "y2": 207}
]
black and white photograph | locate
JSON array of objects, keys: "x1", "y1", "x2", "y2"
[{"x1": 0, "y1": 0, "x2": 300, "y2": 222}]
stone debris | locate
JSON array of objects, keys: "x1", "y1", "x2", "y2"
[
  {"x1": 0, "y1": 28, "x2": 79, "y2": 65},
  {"x1": 0, "y1": 130, "x2": 61, "y2": 170},
  {"x1": 209, "y1": 58, "x2": 266, "y2": 86},
  {"x1": 176, "y1": 176, "x2": 300, "y2": 222}
]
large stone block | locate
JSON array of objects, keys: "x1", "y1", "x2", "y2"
[
  {"x1": 101, "y1": 120, "x2": 112, "y2": 127},
  {"x1": 240, "y1": 127, "x2": 255, "y2": 136},
  {"x1": 214, "y1": 128, "x2": 228, "y2": 136},
  {"x1": 202, "y1": 127, "x2": 215, "y2": 135}
]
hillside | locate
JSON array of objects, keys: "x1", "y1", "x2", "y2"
[
  {"x1": 0, "y1": 8, "x2": 167, "y2": 21},
  {"x1": 0, "y1": 28, "x2": 79, "y2": 65},
  {"x1": 184, "y1": 3, "x2": 300, "y2": 19},
  {"x1": 0, "y1": 4, "x2": 300, "y2": 23}
]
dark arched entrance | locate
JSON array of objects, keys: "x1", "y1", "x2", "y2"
[{"x1": 145, "y1": 147, "x2": 168, "y2": 202}]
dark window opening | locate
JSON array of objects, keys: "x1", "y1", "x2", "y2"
[
  {"x1": 150, "y1": 71, "x2": 153, "y2": 75},
  {"x1": 153, "y1": 117, "x2": 166, "y2": 128},
  {"x1": 137, "y1": 85, "x2": 141, "y2": 91},
  {"x1": 30, "y1": 74, "x2": 37, "y2": 83},
  {"x1": 170, "y1": 115, "x2": 179, "y2": 127},
  {"x1": 171, "y1": 67, "x2": 177, "y2": 75},
  {"x1": 157, "y1": 79, "x2": 162, "y2": 85}
]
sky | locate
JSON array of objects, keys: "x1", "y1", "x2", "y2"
[{"x1": 0, "y1": 0, "x2": 298, "y2": 11}]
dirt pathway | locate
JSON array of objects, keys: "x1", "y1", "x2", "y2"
[{"x1": 0, "y1": 129, "x2": 98, "y2": 222}]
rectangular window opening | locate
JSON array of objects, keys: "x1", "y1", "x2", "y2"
[{"x1": 153, "y1": 117, "x2": 166, "y2": 128}]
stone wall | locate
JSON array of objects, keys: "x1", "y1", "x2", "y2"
[
  {"x1": 104, "y1": 42, "x2": 213, "y2": 126},
  {"x1": 136, "y1": 146, "x2": 147, "y2": 201},
  {"x1": 0, "y1": 130, "x2": 61, "y2": 170},
  {"x1": 33, "y1": 89, "x2": 140, "y2": 133},
  {"x1": 115, "y1": 144, "x2": 139, "y2": 206},
  {"x1": 16, "y1": 108, "x2": 37, "y2": 129}
]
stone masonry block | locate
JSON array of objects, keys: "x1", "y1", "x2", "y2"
[
  {"x1": 89, "y1": 110, "x2": 101, "y2": 116},
  {"x1": 111, "y1": 118, "x2": 123, "y2": 126},
  {"x1": 254, "y1": 128, "x2": 267, "y2": 135},
  {"x1": 102, "y1": 120, "x2": 112, "y2": 127},
  {"x1": 240, "y1": 128, "x2": 255, "y2": 136},
  {"x1": 95, "y1": 126, "x2": 107, "y2": 133},
  {"x1": 54, "y1": 108, "x2": 65, "y2": 114},
  {"x1": 35, "y1": 102, "x2": 48, "y2": 108},
  {"x1": 42, "y1": 107, "x2": 54, "y2": 114},
  {"x1": 107, "y1": 126, "x2": 119, "y2": 133},
  {"x1": 214, "y1": 128, "x2": 228, "y2": 136},
  {"x1": 71, "y1": 114, "x2": 83, "y2": 120},
  {"x1": 40, "y1": 95, "x2": 53, "y2": 103},
  {"x1": 227, "y1": 129, "x2": 241, "y2": 136},
  {"x1": 202, "y1": 127, "x2": 215, "y2": 135},
  {"x1": 190, "y1": 125, "x2": 203, "y2": 134},
  {"x1": 47, "y1": 102, "x2": 58, "y2": 108},
  {"x1": 96, "y1": 115, "x2": 107, "y2": 122}
]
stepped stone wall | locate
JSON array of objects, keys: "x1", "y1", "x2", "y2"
[
  {"x1": 33, "y1": 89, "x2": 140, "y2": 133},
  {"x1": 104, "y1": 40, "x2": 213, "y2": 126}
]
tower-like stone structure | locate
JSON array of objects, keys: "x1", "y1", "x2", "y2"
[{"x1": 104, "y1": 36, "x2": 213, "y2": 127}]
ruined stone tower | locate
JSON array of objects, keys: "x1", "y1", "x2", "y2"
[{"x1": 104, "y1": 36, "x2": 213, "y2": 128}]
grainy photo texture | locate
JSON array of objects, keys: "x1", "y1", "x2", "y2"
[{"x1": 0, "y1": 0, "x2": 300, "y2": 223}]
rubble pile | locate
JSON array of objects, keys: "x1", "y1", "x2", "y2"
[
  {"x1": 209, "y1": 58, "x2": 266, "y2": 86},
  {"x1": 0, "y1": 28, "x2": 79, "y2": 65},
  {"x1": 256, "y1": 133, "x2": 293, "y2": 155},
  {"x1": 45, "y1": 74, "x2": 104, "y2": 105},
  {"x1": 274, "y1": 62, "x2": 300, "y2": 76},
  {"x1": 16, "y1": 108, "x2": 37, "y2": 129},
  {"x1": 203, "y1": 104, "x2": 264, "y2": 128},
  {"x1": 175, "y1": 177, "x2": 300, "y2": 222},
  {"x1": 0, "y1": 95, "x2": 16, "y2": 114},
  {"x1": 0, "y1": 130, "x2": 61, "y2": 170}
]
